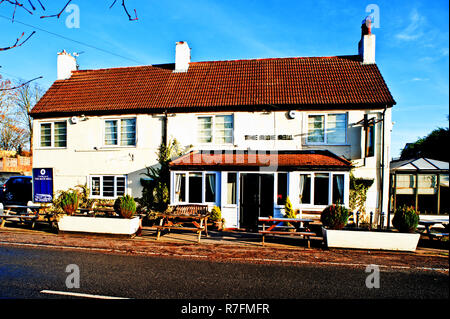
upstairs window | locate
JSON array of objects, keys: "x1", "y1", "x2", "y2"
[
  {"x1": 197, "y1": 115, "x2": 233, "y2": 144},
  {"x1": 307, "y1": 113, "x2": 347, "y2": 144},
  {"x1": 40, "y1": 121, "x2": 67, "y2": 148},
  {"x1": 104, "y1": 118, "x2": 136, "y2": 146}
]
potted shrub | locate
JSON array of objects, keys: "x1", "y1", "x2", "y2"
[
  {"x1": 57, "y1": 190, "x2": 79, "y2": 216},
  {"x1": 114, "y1": 195, "x2": 137, "y2": 219},
  {"x1": 320, "y1": 203, "x2": 349, "y2": 230},
  {"x1": 321, "y1": 203, "x2": 421, "y2": 252},
  {"x1": 57, "y1": 191, "x2": 141, "y2": 236},
  {"x1": 392, "y1": 205, "x2": 419, "y2": 233},
  {"x1": 209, "y1": 206, "x2": 224, "y2": 230}
]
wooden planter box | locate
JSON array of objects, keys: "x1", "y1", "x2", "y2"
[
  {"x1": 58, "y1": 216, "x2": 141, "y2": 236},
  {"x1": 322, "y1": 227, "x2": 420, "y2": 252}
]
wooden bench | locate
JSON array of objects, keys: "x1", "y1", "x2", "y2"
[
  {"x1": 155, "y1": 205, "x2": 210, "y2": 243},
  {"x1": 258, "y1": 217, "x2": 317, "y2": 248}
]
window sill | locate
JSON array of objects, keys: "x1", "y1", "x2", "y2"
[
  {"x1": 304, "y1": 143, "x2": 350, "y2": 147},
  {"x1": 35, "y1": 147, "x2": 67, "y2": 150}
]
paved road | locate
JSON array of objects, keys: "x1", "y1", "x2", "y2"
[{"x1": 0, "y1": 245, "x2": 448, "y2": 301}]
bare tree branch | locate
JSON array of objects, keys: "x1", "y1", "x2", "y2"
[
  {"x1": 110, "y1": 0, "x2": 138, "y2": 21},
  {"x1": 0, "y1": 76, "x2": 42, "y2": 91},
  {"x1": 39, "y1": 0, "x2": 71, "y2": 19},
  {"x1": 0, "y1": 31, "x2": 36, "y2": 51}
]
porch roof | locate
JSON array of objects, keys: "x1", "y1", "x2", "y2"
[
  {"x1": 390, "y1": 158, "x2": 449, "y2": 172},
  {"x1": 169, "y1": 150, "x2": 352, "y2": 171}
]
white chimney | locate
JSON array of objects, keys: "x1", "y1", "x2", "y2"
[
  {"x1": 174, "y1": 41, "x2": 190, "y2": 72},
  {"x1": 358, "y1": 18, "x2": 376, "y2": 64},
  {"x1": 57, "y1": 50, "x2": 78, "y2": 80}
]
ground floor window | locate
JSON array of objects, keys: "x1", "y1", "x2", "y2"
[
  {"x1": 299, "y1": 172, "x2": 347, "y2": 207},
  {"x1": 90, "y1": 175, "x2": 126, "y2": 198},
  {"x1": 172, "y1": 172, "x2": 217, "y2": 204}
]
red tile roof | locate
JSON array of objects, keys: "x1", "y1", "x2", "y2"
[
  {"x1": 169, "y1": 150, "x2": 352, "y2": 170},
  {"x1": 31, "y1": 55, "x2": 395, "y2": 118}
]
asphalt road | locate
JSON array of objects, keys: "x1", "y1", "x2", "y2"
[{"x1": 0, "y1": 245, "x2": 448, "y2": 302}]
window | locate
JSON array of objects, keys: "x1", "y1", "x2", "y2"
[
  {"x1": 307, "y1": 113, "x2": 347, "y2": 144},
  {"x1": 227, "y1": 173, "x2": 237, "y2": 205},
  {"x1": 332, "y1": 174, "x2": 345, "y2": 204},
  {"x1": 174, "y1": 173, "x2": 186, "y2": 202},
  {"x1": 197, "y1": 115, "x2": 233, "y2": 144},
  {"x1": 277, "y1": 173, "x2": 288, "y2": 205},
  {"x1": 197, "y1": 117, "x2": 212, "y2": 143},
  {"x1": 205, "y1": 173, "x2": 216, "y2": 203},
  {"x1": 40, "y1": 121, "x2": 67, "y2": 148},
  {"x1": 314, "y1": 173, "x2": 330, "y2": 205},
  {"x1": 173, "y1": 172, "x2": 218, "y2": 204},
  {"x1": 215, "y1": 115, "x2": 233, "y2": 144},
  {"x1": 188, "y1": 173, "x2": 203, "y2": 203},
  {"x1": 90, "y1": 175, "x2": 126, "y2": 198},
  {"x1": 104, "y1": 118, "x2": 136, "y2": 146},
  {"x1": 299, "y1": 174, "x2": 311, "y2": 204}
]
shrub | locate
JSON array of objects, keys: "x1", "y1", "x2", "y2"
[
  {"x1": 57, "y1": 190, "x2": 79, "y2": 215},
  {"x1": 114, "y1": 195, "x2": 136, "y2": 219},
  {"x1": 209, "y1": 206, "x2": 222, "y2": 222},
  {"x1": 320, "y1": 203, "x2": 350, "y2": 230},
  {"x1": 392, "y1": 205, "x2": 419, "y2": 233},
  {"x1": 284, "y1": 196, "x2": 297, "y2": 219}
]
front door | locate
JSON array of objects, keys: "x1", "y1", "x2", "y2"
[{"x1": 240, "y1": 173, "x2": 274, "y2": 231}]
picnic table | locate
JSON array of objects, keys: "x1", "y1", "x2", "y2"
[
  {"x1": 77, "y1": 202, "x2": 118, "y2": 217},
  {"x1": 155, "y1": 205, "x2": 209, "y2": 243},
  {"x1": 419, "y1": 219, "x2": 449, "y2": 240},
  {"x1": 0, "y1": 204, "x2": 46, "y2": 229},
  {"x1": 258, "y1": 217, "x2": 316, "y2": 248}
]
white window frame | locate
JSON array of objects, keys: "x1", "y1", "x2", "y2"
[
  {"x1": 171, "y1": 171, "x2": 219, "y2": 204},
  {"x1": 196, "y1": 114, "x2": 234, "y2": 145},
  {"x1": 38, "y1": 120, "x2": 67, "y2": 149},
  {"x1": 297, "y1": 171, "x2": 349, "y2": 209},
  {"x1": 89, "y1": 175, "x2": 127, "y2": 199},
  {"x1": 103, "y1": 117, "x2": 137, "y2": 147},
  {"x1": 305, "y1": 113, "x2": 348, "y2": 145}
]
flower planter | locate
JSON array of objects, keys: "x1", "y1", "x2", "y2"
[
  {"x1": 58, "y1": 216, "x2": 141, "y2": 236},
  {"x1": 322, "y1": 227, "x2": 420, "y2": 252}
]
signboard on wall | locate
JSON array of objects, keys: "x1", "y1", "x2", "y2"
[{"x1": 32, "y1": 168, "x2": 54, "y2": 203}]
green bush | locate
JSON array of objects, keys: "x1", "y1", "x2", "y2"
[
  {"x1": 392, "y1": 205, "x2": 419, "y2": 233},
  {"x1": 57, "y1": 190, "x2": 79, "y2": 215},
  {"x1": 320, "y1": 203, "x2": 349, "y2": 230},
  {"x1": 209, "y1": 206, "x2": 222, "y2": 222},
  {"x1": 114, "y1": 195, "x2": 137, "y2": 219}
]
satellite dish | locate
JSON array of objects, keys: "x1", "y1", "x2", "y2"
[
  {"x1": 287, "y1": 110, "x2": 297, "y2": 119},
  {"x1": 70, "y1": 116, "x2": 78, "y2": 124}
]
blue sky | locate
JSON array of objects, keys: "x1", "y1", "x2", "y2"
[{"x1": 0, "y1": 0, "x2": 448, "y2": 158}]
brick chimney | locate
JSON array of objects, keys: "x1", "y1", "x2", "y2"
[
  {"x1": 358, "y1": 18, "x2": 376, "y2": 64},
  {"x1": 57, "y1": 50, "x2": 78, "y2": 80},
  {"x1": 174, "y1": 41, "x2": 191, "y2": 72}
]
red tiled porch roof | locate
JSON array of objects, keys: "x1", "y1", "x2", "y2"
[
  {"x1": 169, "y1": 150, "x2": 352, "y2": 171},
  {"x1": 31, "y1": 55, "x2": 395, "y2": 118}
]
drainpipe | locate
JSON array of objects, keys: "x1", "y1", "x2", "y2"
[
  {"x1": 162, "y1": 110, "x2": 168, "y2": 146},
  {"x1": 380, "y1": 106, "x2": 387, "y2": 228}
]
